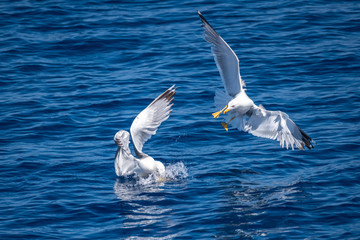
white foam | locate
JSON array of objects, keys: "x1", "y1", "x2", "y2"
[
  {"x1": 136, "y1": 161, "x2": 188, "y2": 186},
  {"x1": 165, "y1": 161, "x2": 188, "y2": 180}
]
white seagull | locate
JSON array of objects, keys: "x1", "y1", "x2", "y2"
[
  {"x1": 198, "y1": 11, "x2": 314, "y2": 150},
  {"x1": 114, "y1": 85, "x2": 176, "y2": 178}
]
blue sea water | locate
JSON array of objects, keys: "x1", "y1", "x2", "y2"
[{"x1": 1, "y1": 0, "x2": 360, "y2": 239}]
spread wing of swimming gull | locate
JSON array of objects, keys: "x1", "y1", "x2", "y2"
[
  {"x1": 198, "y1": 10, "x2": 244, "y2": 97},
  {"x1": 114, "y1": 85, "x2": 176, "y2": 178},
  {"x1": 130, "y1": 85, "x2": 176, "y2": 158},
  {"x1": 198, "y1": 11, "x2": 314, "y2": 150}
]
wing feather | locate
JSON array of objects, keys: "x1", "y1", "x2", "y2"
[
  {"x1": 244, "y1": 106, "x2": 314, "y2": 150},
  {"x1": 130, "y1": 85, "x2": 176, "y2": 158},
  {"x1": 214, "y1": 89, "x2": 232, "y2": 109},
  {"x1": 198, "y1": 10, "x2": 244, "y2": 97}
]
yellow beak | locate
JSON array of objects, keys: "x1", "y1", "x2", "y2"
[{"x1": 223, "y1": 108, "x2": 231, "y2": 114}]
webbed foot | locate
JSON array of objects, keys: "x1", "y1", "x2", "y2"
[{"x1": 221, "y1": 122, "x2": 229, "y2": 131}]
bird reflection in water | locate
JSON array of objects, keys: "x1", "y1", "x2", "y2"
[{"x1": 113, "y1": 162, "x2": 188, "y2": 231}]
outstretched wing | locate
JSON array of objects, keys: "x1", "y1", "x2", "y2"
[
  {"x1": 130, "y1": 85, "x2": 176, "y2": 158},
  {"x1": 198, "y1": 10, "x2": 244, "y2": 97},
  {"x1": 244, "y1": 106, "x2": 314, "y2": 150},
  {"x1": 114, "y1": 130, "x2": 138, "y2": 176}
]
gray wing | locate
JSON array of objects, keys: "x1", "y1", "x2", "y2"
[
  {"x1": 130, "y1": 85, "x2": 176, "y2": 158},
  {"x1": 114, "y1": 130, "x2": 139, "y2": 176},
  {"x1": 198, "y1": 10, "x2": 244, "y2": 97},
  {"x1": 244, "y1": 106, "x2": 314, "y2": 150}
]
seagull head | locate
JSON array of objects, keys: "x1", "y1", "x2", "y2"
[
  {"x1": 223, "y1": 101, "x2": 236, "y2": 114},
  {"x1": 114, "y1": 130, "x2": 129, "y2": 147}
]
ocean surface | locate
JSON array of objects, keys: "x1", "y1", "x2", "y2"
[{"x1": 1, "y1": 0, "x2": 360, "y2": 239}]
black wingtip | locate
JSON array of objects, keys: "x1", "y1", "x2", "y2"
[
  {"x1": 162, "y1": 87, "x2": 176, "y2": 103},
  {"x1": 147, "y1": 86, "x2": 176, "y2": 109},
  {"x1": 197, "y1": 10, "x2": 209, "y2": 25},
  {"x1": 298, "y1": 127, "x2": 314, "y2": 150},
  {"x1": 197, "y1": 10, "x2": 220, "y2": 37},
  {"x1": 168, "y1": 84, "x2": 177, "y2": 94}
]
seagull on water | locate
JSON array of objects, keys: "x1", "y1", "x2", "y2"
[
  {"x1": 114, "y1": 85, "x2": 176, "y2": 178},
  {"x1": 198, "y1": 11, "x2": 314, "y2": 150}
]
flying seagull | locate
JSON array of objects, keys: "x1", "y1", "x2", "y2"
[
  {"x1": 198, "y1": 11, "x2": 314, "y2": 150},
  {"x1": 114, "y1": 85, "x2": 176, "y2": 178}
]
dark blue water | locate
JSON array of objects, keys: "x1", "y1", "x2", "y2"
[{"x1": 1, "y1": 0, "x2": 360, "y2": 239}]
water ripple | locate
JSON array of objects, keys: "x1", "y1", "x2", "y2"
[{"x1": 1, "y1": 0, "x2": 360, "y2": 239}]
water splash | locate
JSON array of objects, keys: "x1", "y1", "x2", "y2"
[
  {"x1": 114, "y1": 161, "x2": 188, "y2": 191},
  {"x1": 138, "y1": 161, "x2": 188, "y2": 186},
  {"x1": 113, "y1": 162, "x2": 188, "y2": 201},
  {"x1": 165, "y1": 161, "x2": 188, "y2": 180}
]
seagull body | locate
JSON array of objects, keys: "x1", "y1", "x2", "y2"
[
  {"x1": 229, "y1": 91, "x2": 254, "y2": 115},
  {"x1": 114, "y1": 86, "x2": 176, "y2": 178},
  {"x1": 198, "y1": 11, "x2": 314, "y2": 150}
]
